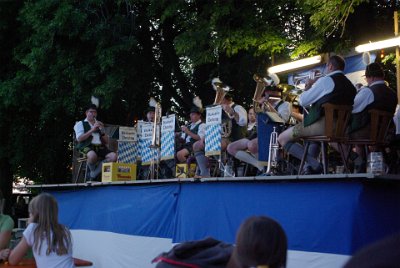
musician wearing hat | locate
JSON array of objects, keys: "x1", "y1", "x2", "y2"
[
  {"x1": 145, "y1": 105, "x2": 156, "y2": 123},
  {"x1": 192, "y1": 90, "x2": 247, "y2": 178},
  {"x1": 176, "y1": 97, "x2": 206, "y2": 163},
  {"x1": 74, "y1": 104, "x2": 117, "y2": 180},
  {"x1": 347, "y1": 62, "x2": 397, "y2": 172},
  {"x1": 277, "y1": 55, "x2": 356, "y2": 174},
  {"x1": 220, "y1": 92, "x2": 248, "y2": 143}
]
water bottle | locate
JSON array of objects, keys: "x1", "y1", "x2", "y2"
[
  {"x1": 367, "y1": 152, "x2": 385, "y2": 175},
  {"x1": 224, "y1": 163, "x2": 235, "y2": 177}
]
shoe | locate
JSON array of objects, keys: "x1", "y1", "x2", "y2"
[
  {"x1": 354, "y1": 162, "x2": 366, "y2": 173},
  {"x1": 303, "y1": 165, "x2": 323, "y2": 175},
  {"x1": 256, "y1": 168, "x2": 266, "y2": 177}
]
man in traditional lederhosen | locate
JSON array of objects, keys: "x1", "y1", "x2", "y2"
[
  {"x1": 227, "y1": 86, "x2": 290, "y2": 173},
  {"x1": 277, "y1": 55, "x2": 356, "y2": 174},
  {"x1": 193, "y1": 93, "x2": 247, "y2": 177},
  {"x1": 74, "y1": 104, "x2": 117, "y2": 180},
  {"x1": 176, "y1": 97, "x2": 206, "y2": 164},
  {"x1": 347, "y1": 62, "x2": 397, "y2": 172}
]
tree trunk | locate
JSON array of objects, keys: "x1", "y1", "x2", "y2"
[{"x1": 0, "y1": 158, "x2": 13, "y2": 215}]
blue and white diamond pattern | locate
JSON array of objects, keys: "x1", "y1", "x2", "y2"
[
  {"x1": 161, "y1": 132, "x2": 175, "y2": 160},
  {"x1": 117, "y1": 141, "x2": 138, "y2": 163},
  {"x1": 140, "y1": 139, "x2": 158, "y2": 165},
  {"x1": 205, "y1": 124, "x2": 221, "y2": 156}
]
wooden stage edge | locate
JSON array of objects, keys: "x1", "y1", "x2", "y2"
[{"x1": 17, "y1": 173, "x2": 400, "y2": 190}]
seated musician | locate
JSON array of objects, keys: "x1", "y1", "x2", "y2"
[
  {"x1": 193, "y1": 93, "x2": 248, "y2": 177},
  {"x1": 277, "y1": 55, "x2": 356, "y2": 174},
  {"x1": 176, "y1": 97, "x2": 206, "y2": 163},
  {"x1": 227, "y1": 86, "x2": 290, "y2": 173},
  {"x1": 145, "y1": 104, "x2": 155, "y2": 123},
  {"x1": 136, "y1": 98, "x2": 158, "y2": 179},
  {"x1": 347, "y1": 63, "x2": 397, "y2": 172},
  {"x1": 74, "y1": 104, "x2": 117, "y2": 180}
]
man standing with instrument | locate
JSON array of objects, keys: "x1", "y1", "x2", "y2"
[
  {"x1": 74, "y1": 104, "x2": 117, "y2": 180},
  {"x1": 277, "y1": 55, "x2": 356, "y2": 174}
]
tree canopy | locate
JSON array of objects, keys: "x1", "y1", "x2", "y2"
[{"x1": 0, "y1": 0, "x2": 398, "y2": 207}]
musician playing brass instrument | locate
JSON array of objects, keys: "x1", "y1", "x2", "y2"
[
  {"x1": 192, "y1": 78, "x2": 248, "y2": 177},
  {"x1": 227, "y1": 85, "x2": 290, "y2": 173},
  {"x1": 277, "y1": 55, "x2": 356, "y2": 174}
]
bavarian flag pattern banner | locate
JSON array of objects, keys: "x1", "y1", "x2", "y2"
[
  {"x1": 138, "y1": 121, "x2": 157, "y2": 165},
  {"x1": 205, "y1": 105, "x2": 222, "y2": 156},
  {"x1": 161, "y1": 114, "x2": 175, "y2": 160},
  {"x1": 117, "y1": 141, "x2": 138, "y2": 164}
]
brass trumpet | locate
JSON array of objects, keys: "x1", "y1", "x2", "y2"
[
  {"x1": 266, "y1": 126, "x2": 279, "y2": 174},
  {"x1": 293, "y1": 70, "x2": 324, "y2": 91}
]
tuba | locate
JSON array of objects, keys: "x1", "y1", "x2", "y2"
[
  {"x1": 211, "y1": 78, "x2": 232, "y2": 138},
  {"x1": 212, "y1": 78, "x2": 230, "y2": 105},
  {"x1": 252, "y1": 73, "x2": 280, "y2": 114}
]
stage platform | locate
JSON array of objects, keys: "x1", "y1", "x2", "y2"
[
  {"x1": 24, "y1": 172, "x2": 400, "y2": 189},
  {"x1": 23, "y1": 174, "x2": 400, "y2": 268}
]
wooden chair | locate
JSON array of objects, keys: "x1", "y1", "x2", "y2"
[
  {"x1": 346, "y1": 109, "x2": 393, "y2": 163},
  {"x1": 74, "y1": 155, "x2": 88, "y2": 183},
  {"x1": 72, "y1": 131, "x2": 88, "y2": 183},
  {"x1": 298, "y1": 103, "x2": 352, "y2": 175}
]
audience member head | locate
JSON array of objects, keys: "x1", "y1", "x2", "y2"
[
  {"x1": 29, "y1": 193, "x2": 71, "y2": 255},
  {"x1": 230, "y1": 216, "x2": 288, "y2": 268},
  {"x1": 328, "y1": 55, "x2": 346, "y2": 72},
  {"x1": 344, "y1": 232, "x2": 400, "y2": 268},
  {"x1": 248, "y1": 107, "x2": 256, "y2": 124},
  {"x1": 29, "y1": 193, "x2": 59, "y2": 225}
]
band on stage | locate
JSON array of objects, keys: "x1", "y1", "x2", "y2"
[{"x1": 74, "y1": 57, "x2": 398, "y2": 180}]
